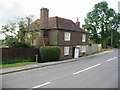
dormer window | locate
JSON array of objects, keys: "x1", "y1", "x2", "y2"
[
  {"x1": 64, "y1": 32, "x2": 71, "y2": 41},
  {"x1": 82, "y1": 34, "x2": 86, "y2": 42}
]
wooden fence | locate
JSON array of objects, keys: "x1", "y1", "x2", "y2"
[{"x1": 1, "y1": 48, "x2": 40, "y2": 62}]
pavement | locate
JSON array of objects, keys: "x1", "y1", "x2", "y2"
[{"x1": 0, "y1": 49, "x2": 114, "y2": 75}]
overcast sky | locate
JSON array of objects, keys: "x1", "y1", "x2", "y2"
[{"x1": 0, "y1": 0, "x2": 119, "y2": 39}]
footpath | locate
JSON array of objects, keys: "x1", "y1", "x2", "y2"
[{"x1": 0, "y1": 50, "x2": 114, "y2": 75}]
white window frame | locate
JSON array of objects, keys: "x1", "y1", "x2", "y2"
[
  {"x1": 82, "y1": 34, "x2": 86, "y2": 42},
  {"x1": 64, "y1": 47, "x2": 69, "y2": 55},
  {"x1": 64, "y1": 32, "x2": 71, "y2": 41},
  {"x1": 81, "y1": 46, "x2": 86, "y2": 52}
]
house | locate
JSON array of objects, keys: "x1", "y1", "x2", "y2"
[{"x1": 25, "y1": 8, "x2": 88, "y2": 60}]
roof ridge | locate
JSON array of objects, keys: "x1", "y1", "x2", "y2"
[{"x1": 49, "y1": 16, "x2": 73, "y2": 22}]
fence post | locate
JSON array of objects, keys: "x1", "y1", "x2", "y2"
[{"x1": 35, "y1": 54, "x2": 38, "y2": 63}]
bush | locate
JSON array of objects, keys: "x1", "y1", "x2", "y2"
[
  {"x1": 2, "y1": 57, "x2": 32, "y2": 64},
  {"x1": 10, "y1": 42, "x2": 35, "y2": 48},
  {"x1": 40, "y1": 46, "x2": 60, "y2": 62}
]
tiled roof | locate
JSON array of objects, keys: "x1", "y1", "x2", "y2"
[{"x1": 28, "y1": 16, "x2": 87, "y2": 33}]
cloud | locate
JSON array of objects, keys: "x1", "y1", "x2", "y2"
[
  {"x1": 0, "y1": 0, "x2": 119, "y2": 28},
  {"x1": 0, "y1": 0, "x2": 25, "y2": 25}
]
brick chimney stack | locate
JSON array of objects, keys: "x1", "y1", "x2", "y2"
[
  {"x1": 40, "y1": 8, "x2": 49, "y2": 29},
  {"x1": 75, "y1": 18, "x2": 80, "y2": 27}
]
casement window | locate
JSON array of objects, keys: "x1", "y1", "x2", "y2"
[
  {"x1": 82, "y1": 34, "x2": 86, "y2": 42},
  {"x1": 64, "y1": 32, "x2": 71, "y2": 41},
  {"x1": 81, "y1": 46, "x2": 86, "y2": 52},
  {"x1": 64, "y1": 47, "x2": 69, "y2": 55}
]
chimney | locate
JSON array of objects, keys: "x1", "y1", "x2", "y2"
[
  {"x1": 75, "y1": 18, "x2": 80, "y2": 27},
  {"x1": 40, "y1": 8, "x2": 49, "y2": 29}
]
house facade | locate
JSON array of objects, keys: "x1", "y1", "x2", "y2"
[{"x1": 26, "y1": 8, "x2": 88, "y2": 60}]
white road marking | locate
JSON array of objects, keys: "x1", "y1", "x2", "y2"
[
  {"x1": 73, "y1": 63, "x2": 101, "y2": 75},
  {"x1": 32, "y1": 82, "x2": 51, "y2": 88},
  {"x1": 107, "y1": 57, "x2": 117, "y2": 62}
]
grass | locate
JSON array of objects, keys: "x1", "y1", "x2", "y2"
[
  {"x1": 0, "y1": 62, "x2": 37, "y2": 69},
  {"x1": 92, "y1": 51, "x2": 103, "y2": 54}
]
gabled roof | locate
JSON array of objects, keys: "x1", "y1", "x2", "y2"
[{"x1": 28, "y1": 16, "x2": 88, "y2": 33}]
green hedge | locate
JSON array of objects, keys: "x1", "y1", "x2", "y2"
[
  {"x1": 40, "y1": 46, "x2": 60, "y2": 62},
  {"x1": 2, "y1": 57, "x2": 32, "y2": 64}
]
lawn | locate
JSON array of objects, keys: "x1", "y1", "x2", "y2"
[{"x1": 0, "y1": 62, "x2": 37, "y2": 69}]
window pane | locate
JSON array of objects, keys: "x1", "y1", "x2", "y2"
[
  {"x1": 82, "y1": 34, "x2": 86, "y2": 42},
  {"x1": 64, "y1": 47, "x2": 69, "y2": 55},
  {"x1": 64, "y1": 32, "x2": 71, "y2": 41}
]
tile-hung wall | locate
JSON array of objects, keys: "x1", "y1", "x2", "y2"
[{"x1": 58, "y1": 31, "x2": 88, "y2": 46}]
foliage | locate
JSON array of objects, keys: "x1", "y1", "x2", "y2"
[
  {"x1": 1, "y1": 15, "x2": 34, "y2": 42},
  {"x1": 10, "y1": 42, "x2": 35, "y2": 48},
  {"x1": 82, "y1": 1, "x2": 120, "y2": 48},
  {"x1": 80, "y1": 52, "x2": 86, "y2": 56},
  {"x1": 40, "y1": 46, "x2": 60, "y2": 62},
  {"x1": 1, "y1": 15, "x2": 45, "y2": 47},
  {"x1": 0, "y1": 62, "x2": 37, "y2": 69},
  {"x1": 3, "y1": 35, "x2": 17, "y2": 46},
  {"x1": 2, "y1": 58, "x2": 32, "y2": 64},
  {"x1": 0, "y1": 39, "x2": 4, "y2": 47}
]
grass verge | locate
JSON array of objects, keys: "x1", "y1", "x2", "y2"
[
  {"x1": 0, "y1": 62, "x2": 37, "y2": 69},
  {"x1": 92, "y1": 51, "x2": 103, "y2": 54}
]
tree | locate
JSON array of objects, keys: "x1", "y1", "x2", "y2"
[
  {"x1": 82, "y1": 1, "x2": 120, "y2": 48},
  {"x1": 1, "y1": 15, "x2": 34, "y2": 42},
  {"x1": 3, "y1": 35, "x2": 17, "y2": 46},
  {"x1": 25, "y1": 21, "x2": 45, "y2": 47},
  {"x1": 1, "y1": 15, "x2": 46, "y2": 48}
]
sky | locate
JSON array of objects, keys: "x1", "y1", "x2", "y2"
[{"x1": 0, "y1": 0, "x2": 119, "y2": 39}]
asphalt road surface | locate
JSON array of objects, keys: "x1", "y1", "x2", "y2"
[{"x1": 2, "y1": 49, "x2": 119, "y2": 88}]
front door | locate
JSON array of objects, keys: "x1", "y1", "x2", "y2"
[{"x1": 74, "y1": 47, "x2": 79, "y2": 58}]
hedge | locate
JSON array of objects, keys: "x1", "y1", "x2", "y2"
[
  {"x1": 2, "y1": 57, "x2": 32, "y2": 64},
  {"x1": 40, "y1": 46, "x2": 60, "y2": 62}
]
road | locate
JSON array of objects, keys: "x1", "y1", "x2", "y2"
[{"x1": 2, "y1": 49, "x2": 119, "y2": 88}]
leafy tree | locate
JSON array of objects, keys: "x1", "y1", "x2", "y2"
[
  {"x1": 25, "y1": 21, "x2": 45, "y2": 47},
  {"x1": 1, "y1": 15, "x2": 34, "y2": 42},
  {"x1": 83, "y1": 1, "x2": 120, "y2": 48},
  {"x1": 3, "y1": 35, "x2": 17, "y2": 46},
  {"x1": 1, "y1": 15, "x2": 45, "y2": 48}
]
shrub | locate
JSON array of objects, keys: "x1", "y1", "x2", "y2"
[
  {"x1": 2, "y1": 57, "x2": 32, "y2": 64},
  {"x1": 81, "y1": 52, "x2": 86, "y2": 56},
  {"x1": 40, "y1": 46, "x2": 60, "y2": 62},
  {"x1": 10, "y1": 42, "x2": 35, "y2": 48}
]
